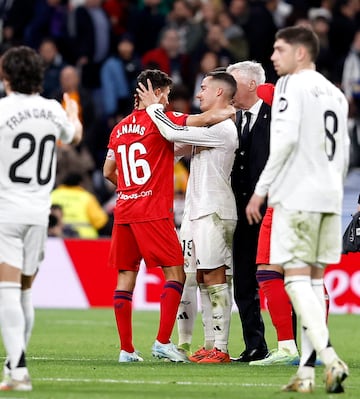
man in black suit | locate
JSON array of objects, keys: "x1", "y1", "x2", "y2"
[{"x1": 227, "y1": 61, "x2": 270, "y2": 362}]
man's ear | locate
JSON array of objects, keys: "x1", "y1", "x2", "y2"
[{"x1": 296, "y1": 45, "x2": 307, "y2": 63}]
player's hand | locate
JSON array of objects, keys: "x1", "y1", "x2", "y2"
[
  {"x1": 246, "y1": 194, "x2": 265, "y2": 225},
  {"x1": 63, "y1": 93, "x2": 79, "y2": 119},
  {"x1": 136, "y1": 79, "x2": 161, "y2": 107}
]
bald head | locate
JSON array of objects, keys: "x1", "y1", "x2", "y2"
[{"x1": 60, "y1": 66, "x2": 80, "y2": 92}]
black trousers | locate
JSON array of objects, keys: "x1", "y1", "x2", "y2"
[{"x1": 232, "y1": 211, "x2": 267, "y2": 352}]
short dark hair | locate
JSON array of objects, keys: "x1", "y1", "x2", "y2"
[
  {"x1": 275, "y1": 26, "x2": 320, "y2": 62},
  {"x1": 0, "y1": 46, "x2": 44, "y2": 94},
  {"x1": 136, "y1": 69, "x2": 172, "y2": 91},
  {"x1": 206, "y1": 70, "x2": 237, "y2": 99}
]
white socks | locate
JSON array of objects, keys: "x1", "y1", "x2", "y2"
[
  {"x1": 199, "y1": 283, "x2": 215, "y2": 349},
  {"x1": 177, "y1": 274, "x2": 232, "y2": 353},
  {"x1": 278, "y1": 339, "x2": 299, "y2": 355},
  {"x1": 285, "y1": 275, "x2": 329, "y2": 355},
  {"x1": 207, "y1": 283, "x2": 231, "y2": 353},
  {"x1": 0, "y1": 282, "x2": 26, "y2": 370},
  {"x1": 21, "y1": 288, "x2": 34, "y2": 348},
  {"x1": 177, "y1": 273, "x2": 198, "y2": 346}
]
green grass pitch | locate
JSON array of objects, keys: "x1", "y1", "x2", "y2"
[{"x1": 0, "y1": 309, "x2": 359, "y2": 398}]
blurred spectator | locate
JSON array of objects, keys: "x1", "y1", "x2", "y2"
[
  {"x1": 168, "y1": 83, "x2": 192, "y2": 113},
  {"x1": 242, "y1": 0, "x2": 278, "y2": 83},
  {"x1": 23, "y1": 0, "x2": 70, "y2": 59},
  {"x1": 193, "y1": 0, "x2": 222, "y2": 25},
  {"x1": 55, "y1": 141, "x2": 96, "y2": 193},
  {"x1": 127, "y1": 0, "x2": 166, "y2": 55},
  {"x1": 0, "y1": 0, "x2": 35, "y2": 51},
  {"x1": 142, "y1": 27, "x2": 192, "y2": 86},
  {"x1": 52, "y1": 65, "x2": 105, "y2": 177},
  {"x1": 48, "y1": 204, "x2": 79, "y2": 237},
  {"x1": 191, "y1": 51, "x2": 220, "y2": 112},
  {"x1": 342, "y1": 29, "x2": 360, "y2": 102},
  {"x1": 100, "y1": 33, "x2": 143, "y2": 126},
  {"x1": 38, "y1": 37, "x2": 67, "y2": 98},
  {"x1": 138, "y1": 0, "x2": 173, "y2": 15},
  {"x1": 70, "y1": 0, "x2": 112, "y2": 92},
  {"x1": 218, "y1": 9, "x2": 249, "y2": 61},
  {"x1": 68, "y1": 0, "x2": 86, "y2": 7},
  {"x1": 193, "y1": 23, "x2": 236, "y2": 68},
  {"x1": 309, "y1": 7, "x2": 332, "y2": 78},
  {"x1": 102, "y1": 0, "x2": 133, "y2": 39},
  {"x1": 191, "y1": 0, "x2": 222, "y2": 44},
  {"x1": 328, "y1": 0, "x2": 360, "y2": 85},
  {"x1": 51, "y1": 172, "x2": 112, "y2": 238},
  {"x1": 342, "y1": 29, "x2": 360, "y2": 167},
  {"x1": 273, "y1": 0, "x2": 292, "y2": 29},
  {"x1": 166, "y1": 0, "x2": 203, "y2": 54},
  {"x1": 228, "y1": 0, "x2": 250, "y2": 26}
]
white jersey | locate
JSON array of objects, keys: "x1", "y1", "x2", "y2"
[
  {"x1": 0, "y1": 93, "x2": 76, "y2": 225},
  {"x1": 254, "y1": 70, "x2": 350, "y2": 214},
  {"x1": 147, "y1": 104, "x2": 238, "y2": 221}
]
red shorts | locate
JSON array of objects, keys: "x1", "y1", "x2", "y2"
[
  {"x1": 108, "y1": 218, "x2": 183, "y2": 271},
  {"x1": 256, "y1": 207, "x2": 273, "y2": 265}
]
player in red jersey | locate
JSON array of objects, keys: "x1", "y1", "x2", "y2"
[{"x1": 103, "y1": 69, "x2": 234, "y2": 363}]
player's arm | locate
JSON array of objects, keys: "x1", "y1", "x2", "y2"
[
  {"x1": 63, "y1": 93, "x2": 83, "y2": 145},
  {"x1": 137, "y1": 79, "x2": 235, "y2": 126},
  {"x1": 103, "y1": 149, "x2": 118, "y2": 186},
  {"x1": 186, "y1": 106, "x2": 235, "y2": 127},
  {"x1": 146, "y1": 104, "x2": 223, "y2": 147}
]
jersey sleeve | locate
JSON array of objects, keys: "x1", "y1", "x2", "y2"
[
  {"x1": 52, "y1": 100, "x2": 77, "y2": 144},
  {"x1": 166, "y1": 111, "x2": 188, "y2": 126},
  {"x1": 147, "y1": 104, "x2": 224, "y2": 147}
]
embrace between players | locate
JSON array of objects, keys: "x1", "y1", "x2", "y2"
[{"x1": 103, "y1": 26, "x2": 350, "y2": 395}]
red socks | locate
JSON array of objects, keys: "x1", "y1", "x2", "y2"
[
  {"x1": 114, "y1": 290, "x2": 134, "y2": 353},
  {"x1": 257, "y1": 270, "x2": 295, "y2": 341},
  {"x1": 156, "y1": 281, "x2": 184, "y2": 344}
]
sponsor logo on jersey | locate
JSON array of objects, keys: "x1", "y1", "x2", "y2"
[{"x1": 118, "y1": 190, "x2": 153, "y2": 200}]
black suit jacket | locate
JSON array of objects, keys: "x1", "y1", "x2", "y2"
[{"x1": 231, "y1": 102, "x2": 271, "y2": 213}]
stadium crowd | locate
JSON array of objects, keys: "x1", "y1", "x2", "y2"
[{"x1": 1, "y1": 0, "x2": 360, "y2": 237}]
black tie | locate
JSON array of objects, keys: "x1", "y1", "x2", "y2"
[{"x1": 242, "y1": 111, "x2": 251, "y2": 141}]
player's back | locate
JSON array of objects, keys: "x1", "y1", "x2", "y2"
[
  {"x1": 108, "y1": 108, "x2": 187, "y2": 223},
  {"x1": 0, "y1": 93, "x2": 75, "y2": 226},
  {"x1": 270, "y1": 70, "x2": 349, "y2": 213}
]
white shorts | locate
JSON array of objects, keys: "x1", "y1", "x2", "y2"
[
  {"x1": 180, "y1": 213, "x2": 236, "y2": 273},
  {"x1": 0, "y1": 223, "x2": 47, "y2": 275},
  {"x1": 270, "y1": 205, "x2": 342, "y2": 268}
]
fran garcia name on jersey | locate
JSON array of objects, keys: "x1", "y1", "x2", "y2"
[{"x1": 5, "y1": 108, "x2": 62, "y2": 130}]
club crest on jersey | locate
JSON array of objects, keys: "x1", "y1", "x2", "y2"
[{"x1": 278, "y1": 97, "x2": 288, "y2": 112}]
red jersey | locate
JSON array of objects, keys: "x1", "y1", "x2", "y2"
[{"x1": 108, "y1": 108, "x2": 187, "y2": 223}]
